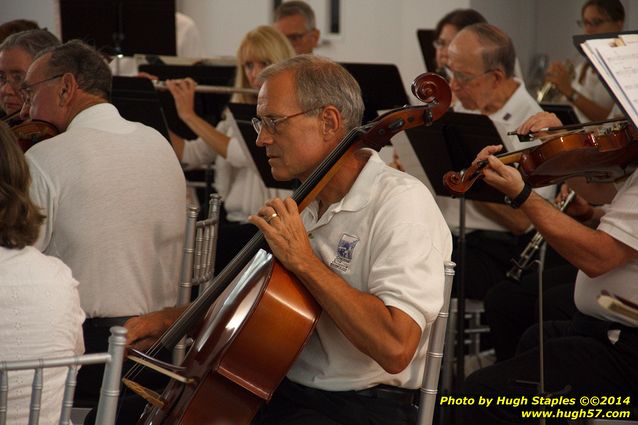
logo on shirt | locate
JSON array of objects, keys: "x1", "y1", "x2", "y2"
[{"x1": 330, "y1": 233, "x2": 359, "y2": 272}]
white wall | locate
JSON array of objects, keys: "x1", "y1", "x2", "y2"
[
  {"x1": 177, "y1": 0, "x2": 470, "y2": 103},
  {"x1": 2, "y1": 0, "x2": 636, "y2": 101}
]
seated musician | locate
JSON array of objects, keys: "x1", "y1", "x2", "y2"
[
  {"x1": 543, "y1": 0, "x2": 624, "y2": 122},
  {"x1": 440, "y1": 22, "x2": 558, "y2": 299},
  {"x1": 484, "y1": 111, "x2": 614, "y2": 362},
  {"x1": 0, "y1": 28, "x2": 59, "y2": 124},
  {"x1": 273, "y1": 0, "x2": 320, "y2": 55},
  {"x1": 463, "y1": 113, "x2": 638, "y2": 424},
  {"x1": 0, "y1": 121, "x2": 84, "y2": 425},
  {"x1": 167, "y1": 25, "x2": 295, "y2": 270},
  {"x1": 125, "y1": 55, "x2": 452, "y2": 425},
  {"x1": 19, "y1": 40, "x2": 186, "y2": 405}
]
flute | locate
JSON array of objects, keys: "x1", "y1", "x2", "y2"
[{"x1": 152, "y1": 80, "x2": 258, "y2": 95}]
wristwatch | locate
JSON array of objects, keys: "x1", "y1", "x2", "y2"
[{"x1": 504, "y1": 183, "x2": 532, "y2": 209}]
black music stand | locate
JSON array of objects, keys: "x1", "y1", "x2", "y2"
[
  {"x1": 59, "y1": 0, "x2": 176, "y2": 56},
  {"x1": 339, "y1": 62, "x2": 410, "y2": 123},
  {"x1": 403, "y1": 112, "x2": 506, "y2": 410},
  {"x1": 225, "y1": 103, "x2": 297, "y2": 191},
  {"x1": 111, "y1": 76, "x2": 170, "y2": 140},
  {"x1": 417, "y1": 29, "x2": 438, "y2": 73},
  {"x1": 138, "y1": 63, "x2": 236, "y2": 140},
  {"x1": 540, "y1": 103, "x2": 579, "y2": 126}
]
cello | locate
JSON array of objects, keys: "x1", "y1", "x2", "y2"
[
  {"x1": 443, "y1": 120, "x2": 638, "y2": 196},
  {"x1": 126, "y1": 72, "x2": 451, "y2": 425}
]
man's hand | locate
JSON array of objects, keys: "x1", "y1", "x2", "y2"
[
  {"x1": 248, "y1": 197, "x2": 319, "y2": 274},
  {"x1": 556, "y1": 184, "x2": 594, "y2": 222},
  {"x1": 516, "y1": 111, "x2": 562, "y2": 135},
  {"x1": 474, "y1": 144, "x2": 525, "y2": 198},
  {"x1": 124, "y1": 307, "x2": 184, "y2": 352}
]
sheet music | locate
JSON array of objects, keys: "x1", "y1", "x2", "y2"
[{"x1": 581, "y1": 38, "x2": 638, "y2": 127}]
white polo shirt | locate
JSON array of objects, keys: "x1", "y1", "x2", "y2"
[{"x1": 287, "y1": 150, "x2": 452, "y2": 391}]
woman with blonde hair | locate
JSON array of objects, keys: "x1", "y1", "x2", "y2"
[{"x1": 167, "y1": 25, "x2": 295, "y2": 269}]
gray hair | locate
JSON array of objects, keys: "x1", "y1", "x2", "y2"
[
  {"x1": 464, "y1": 23, "x2": 515, "y2": 79},
  {"x1": 274, "y1": 1, "x2": 316, "y2": 30},
  {"x1": 0, "y1": 29, "x2": 60, "y2": 57},
  {"x1": 35, "y1": 39, "x2": 111, "y2": 100},
  {"x1": 260, "y1": 55, "x2": 364, "y2": 133}
]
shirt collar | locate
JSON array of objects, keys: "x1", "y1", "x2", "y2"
[{"x1": 306, "y1": 149, "x2": 382, "y2": 223}]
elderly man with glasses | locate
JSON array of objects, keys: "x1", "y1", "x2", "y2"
[
  {"x1": 0, "y1": 29, "x2": 59, "y2": 122},
  {"x1": 20, "y1": 39, "x2": 186, "y2": 411},
  {"x1": 435, "y1": 23, "x2": 559, "y2": 302}
]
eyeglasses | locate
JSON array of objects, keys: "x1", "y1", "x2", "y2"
[
  {"x1": 576, "y1": 18, "x2": 612, "y2": 28},
  {"x1": 432, "y1": 38, "x2": 450, "y2": 50},
  {"x1": 19, "y1": 73, "x2": 64, "y2": 104},
  {"x1": 285, "y1": 31, "x2": 310, "y2": 44},
  {"x1": 0, "y1": 72, "x2": 25, "y2": 88},
  {"x1": 251, "y1": 106, "x2": 324, "y2": 135},
  {"x1": 444, "y1": 66, "x2": 495, "y2": 85}
]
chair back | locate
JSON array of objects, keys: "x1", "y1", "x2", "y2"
[
  {"x1": 417, "y1": 261, "x2": 456, "y2": 425},
  {"x1": 173, "y1": 194, "x2": 222, "y2": 364},
  {"x1": 0, "y1": 326, "x2": 127, "y2": 425}
]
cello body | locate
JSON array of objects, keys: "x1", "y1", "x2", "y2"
[{"x1": 138, "y1": 250, "x2": 320, "y2": 424}]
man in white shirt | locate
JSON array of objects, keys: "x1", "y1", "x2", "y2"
[
  {"x1": 441, "y1": 23, "x2": 555, "y2": 299},
  {"x1": 124, "y1": 55, "x2": 452, "y2": 425},
  {"x1": 20, "y1": 39, "x2": 186, "y2": 404},
  {"x1": 463, "y1": 113, "x2": 638, "y2": 424}
]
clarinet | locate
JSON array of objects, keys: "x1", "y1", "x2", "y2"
[{"x1": 506, "y1": 189, "x2": 576, "y2": 282}]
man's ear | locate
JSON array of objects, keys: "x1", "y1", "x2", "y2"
[
  {"x1": 310, "y1": 28, "x2": 321, "y2": 48},
  {"x1": 320, "y1": 106, "x2": 340, "y2": 140},
  {"x1": 58, "y1": 73, "x2": 76, "y2": 105}
]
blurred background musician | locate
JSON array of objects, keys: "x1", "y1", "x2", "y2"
[
  {"x1": 175, "y1": 11, "x2": 203, "y2": 58},
  {"x1": 441, "y1": 23, "x2": 555, "y2": 300},
  {"x1": 166, "y1": 25, "x2": 295, "y2": 271},
  {"x1": 432, "y1": 9, "x2": 486, "y2": 78},
  {"x1": 543, "y1": 0, "x2": 624, "y2": 122},
  {"x1": 273, "y1": 0, "x2": 320, "y2": 55},
  {"x1": 0, "y1": 18, "x2": 39, "y2": 44},
  {"x1": 0, "y1": 121, "x2": 84, "y2": 425},
  {"x1": 0, "y1": 28, "x2": 59, "y2": 124},
  {"x1": 20, "y1": 39, "x2": 186, "y2": 406}
]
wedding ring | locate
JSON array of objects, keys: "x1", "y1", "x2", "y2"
[{"x1": 265, "y1": 212, "x2": 278, "y2": 223}]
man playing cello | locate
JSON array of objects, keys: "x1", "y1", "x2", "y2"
[{"x1": 126, "y1": 55, "x2": 452, "y2": 425}]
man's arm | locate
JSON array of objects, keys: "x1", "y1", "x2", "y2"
[
  {"x1": 474, "y1": 201, "x2": 531, "y2": 235},
  {"x1": 478, "y1": 147, "x2": 638, "y2": 277}
]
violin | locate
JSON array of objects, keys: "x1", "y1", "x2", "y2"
[
  {"x1": 443, "y1": 121, "x2": 638, "y2": 196},
  {"x1": 11, "y1": 120, "x2": 59, "y2": 152},
  {"x1": 128, "y1": 73, "x2": 452, "y2": 425}
]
